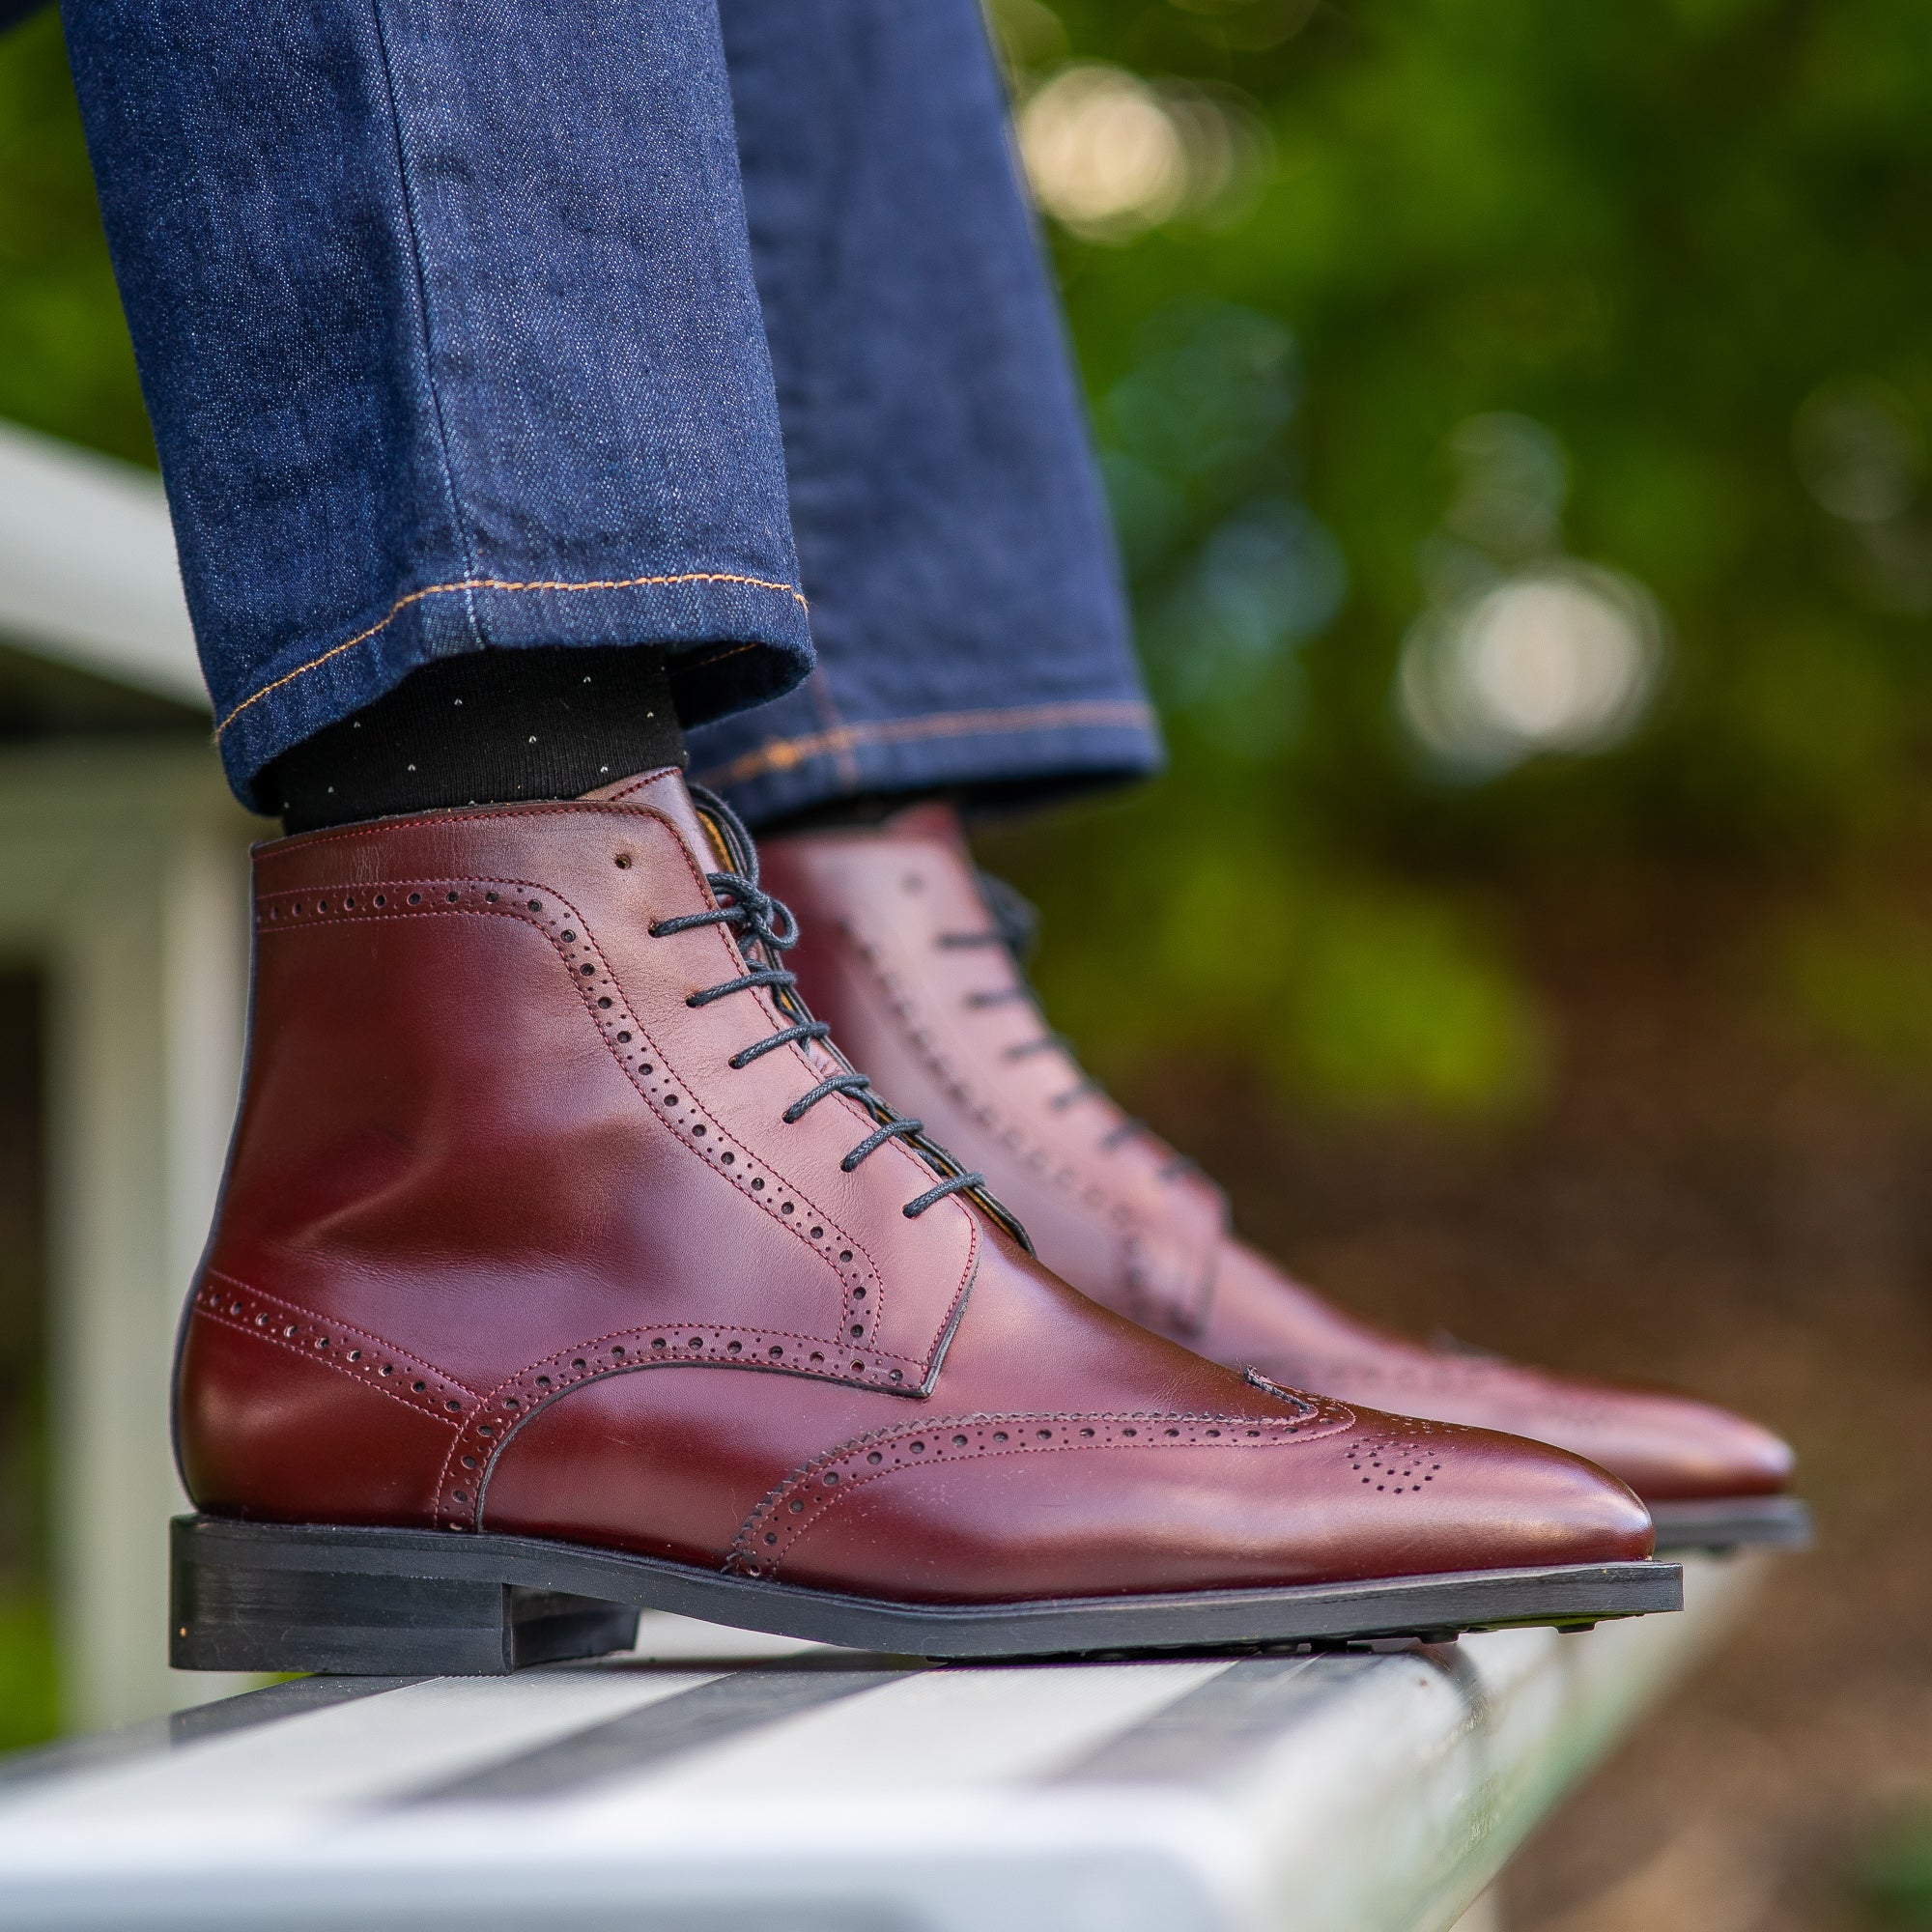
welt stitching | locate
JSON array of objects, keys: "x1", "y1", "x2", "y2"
[
  {"x1": 694, "y1": 699, "x2": 1160, "y2": 789},
  {"x1": 256, "y1": 877, "x2": 914, "y2": 1369},
  {"x1": 214, "y1": 574, "x2": 809, "y2": 741}
]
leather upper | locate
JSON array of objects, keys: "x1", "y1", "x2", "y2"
[
  {"x1": 176, "y1": 769, "x2": 1653, "y2": 1605},
  {"x1": 759, "y1": 802, "x2": 1795, "y2": 1506}
]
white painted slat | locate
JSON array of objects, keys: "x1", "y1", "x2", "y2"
[
  {"x1": 0, "y1": 420, "x2": 204, "y2": 706},
  {"x1": 627, "y1": 1610, "x2": 823, "y2": 1661},
  {"x1": 0, "y1": 1670, "x2": 717, "y2": 1823},
  {"x1": 0, "y1": 1550, "x2": 1770, "y2": 1932},
  {"x1": 619, "y1": 1657, "x2": 1231, "y2": 1798}
]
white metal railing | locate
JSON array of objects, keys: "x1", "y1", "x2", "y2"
[
  {"x1": 0, "y1": 420, "x2": 241, "y2": 1730},
  {"x1": 0, "y1": 420, "x2": 202, "y2": 708},
  {"x1": 0, "y1": 746, "x2": 255, "y2": 1730}
]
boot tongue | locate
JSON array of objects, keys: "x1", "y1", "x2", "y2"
[
  {"x1": 579, "y1": 764, "x2": 730, "y2": 870},
  {"x1": 868, "y1": 800, "x2": 1035, "y2": 956}
]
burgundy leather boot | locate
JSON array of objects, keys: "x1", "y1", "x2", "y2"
[
  {"x1": 758, "y1": 803, "x2": 1804, "y2": 1555},
  {"x1": 170, "y1": 769, "x2": 1671, "y2": 1674}
]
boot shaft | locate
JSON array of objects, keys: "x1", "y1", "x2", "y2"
[
  {"x1": 180, "y1": 772, "x2": 982, "y2": 1526},
  {"x1": 758, "y1": 804, "x2": 1226, "y2": 1334}
]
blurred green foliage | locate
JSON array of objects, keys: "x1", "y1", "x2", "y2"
[
  {"x1": 1777, "y1": 898, "x2": 1932, "y2": 1086},
  {"x1": 1859, "y1": 1816, "x2": 1932, "y2": 1927},
  {"x1": 3, "y1": 0, "x2": 1932, "y2": 1122},
  {"x1": 0, "y1": 1590, "x2": 55, "y2": 1753},
  {"x1": 980, "y1": 0, "x2": 1932, "y2": 1111},
  {"x1": 0, "y1": 11, "x2": 148, "y2": 464},
  {"x1": 0, "y1": 967, "x2": 48, "y2": 1753}
]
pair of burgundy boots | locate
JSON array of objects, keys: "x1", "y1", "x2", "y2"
[{"x1": 170, "y1": 770, "x2": 1800, "y2": 1673}]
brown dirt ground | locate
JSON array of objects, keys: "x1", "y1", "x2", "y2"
[{"x1": 1112, "y1": 880, "x2": 1932, "y2": 1932}]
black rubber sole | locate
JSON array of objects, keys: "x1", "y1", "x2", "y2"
[
  {"x1": 1647, "y1": 1494, "x2": 1812, "y2": 1553},
  {"x1": 170, "y1": 1514, "x2": 1682, "y2": 1673}
]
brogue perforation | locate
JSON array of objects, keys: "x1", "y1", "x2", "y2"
[
  {"x1": 727, "y1": 1395, "x2": 1360, "y2": 1579},
  {"x1": 257, "y1": 875, "x2": 897, "y2": 1371}
]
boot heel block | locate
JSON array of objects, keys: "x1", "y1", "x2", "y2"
[
  {"x1": 170, "y1": 1518, "x2": 641, "y2": 1675},
  {"x1": 171, "y1": 1515, "x2": 1683, "y2": 1675}
]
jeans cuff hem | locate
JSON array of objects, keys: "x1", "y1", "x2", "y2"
[
  {"x1": 214, "y1": 574, "x2": 814, "y2": 812},
  {"x1": 693, "y1": 699, "x2": 1165, "y2": 827}
]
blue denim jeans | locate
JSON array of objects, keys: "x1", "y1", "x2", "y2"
[{"x1": 59, "y1": 0, "x2": 1159, "y2": 818}]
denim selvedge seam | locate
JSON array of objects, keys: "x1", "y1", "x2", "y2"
[
  {"x1": 367, "y1": 0, "x2": 485, "y2": 650},
  {"x1": 805, "y1": 666, "x2": 864, "y2": 789},
  {"x1": 213, "y1": 575, "x2": 807, "y2": 741}
]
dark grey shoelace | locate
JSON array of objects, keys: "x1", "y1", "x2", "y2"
[
  {"x1": 650, "y1": 787, "x2": 1013, "y2": 1227},
  {"x1": 941, "y1": 868, "x2": 1199, "y2": 1180}
]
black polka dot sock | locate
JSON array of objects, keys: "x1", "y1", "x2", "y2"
[{"x1": 263, "y1": 645, "x2": 685, "y2": 835}]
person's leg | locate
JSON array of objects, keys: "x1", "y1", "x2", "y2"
[
  {"x1": 697, "y1": 0, "x2": 1795, "y2": 1542},
  {"x1": 687, "y1": 0, "x2": 1161, "y2": 827},
  {"x1": 64, "y1": 0, "x2": 1651, "y2": 1667},
  {"x1": 62, "y1": 0, "x2": 810, "y2": 815}
]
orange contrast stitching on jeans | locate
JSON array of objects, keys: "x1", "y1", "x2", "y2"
[
  {"x1": 213, "y1": 572, "x2": 810, "y2": 741},
  {"x1": 693, "y1": 699, "x2": 1159, "y2": 788}
]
